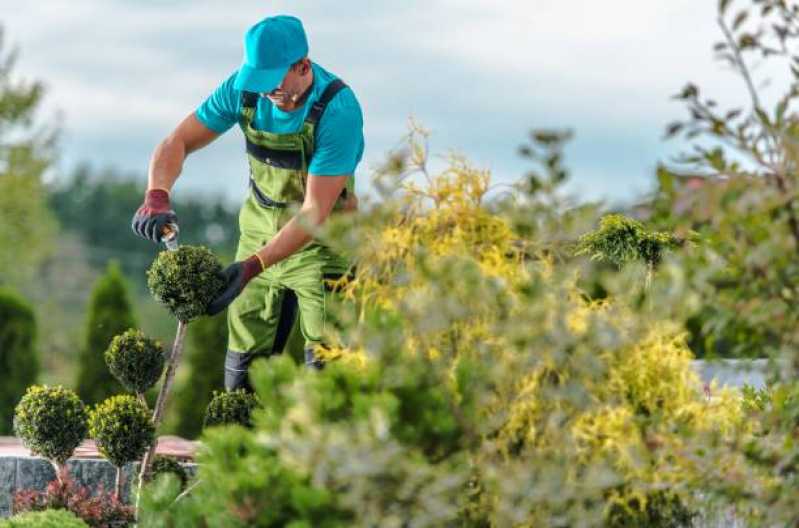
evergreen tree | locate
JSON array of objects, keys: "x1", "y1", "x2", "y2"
[
  {"x1": 75, "y1": 260, "x2": 136, "y2": 405},
  {"x1": 0, "y1": 288, "x2": 37, "y2": 434},
  {"x1": 0, "y1": 28, "x2": 57, "y2": 286}
]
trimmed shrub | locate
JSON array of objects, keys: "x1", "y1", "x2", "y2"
[
  {"x1": 88, "y1": 395, "x2": 154, "y2": 468},
  {"x1": 171, "y1": 312, "x2": 227, "y2": 439},
  {"x1": 104, "y1": 329, "x2": 165, "y2": 394},
  {"x1": 146, "y1": 246, "x2": 225, "y2": 322},
  {"x1": 576, "y1": 214, "x2": 684, "y2": 269},
  {"x1": 0, "y1": 509, "x2": 88, "y2": 528},
  {"x1": 13, "y1": 386, "x2": 87, "y2": 466},
  {"x1": 76, "y1": 261, "x2": 136, "y2": 405},
  {"x1": 203, "y1": 389, "x2": 259, "y2": 429},
  {"x1": 147, "y1": 455, "x2": 189, "y2": 490},
  {"x1": 12, "y1": 472, "x2": 134, "y2": 527},
  {"x1": 0, "y1": 288, "x2": 38, "y2": 435}
]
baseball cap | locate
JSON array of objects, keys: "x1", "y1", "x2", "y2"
[{"x1": 234, "y1": 15, "x2": 309, "y2": 93}]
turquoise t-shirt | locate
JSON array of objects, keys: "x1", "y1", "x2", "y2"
[{"x1": 196, "y1": 62, "x2": 364, "y2": 176}]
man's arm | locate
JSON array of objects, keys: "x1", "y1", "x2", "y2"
[
  {"x1": 148, "y1": 113, "x2": 221, "y2": 191},
  {"x1": 255, "y1": 174, "x2": 349, "y2": 268}
]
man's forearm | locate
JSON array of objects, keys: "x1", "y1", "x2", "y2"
[{"x1": 148, "y1": 135, "x2": 187, "y2": 192}]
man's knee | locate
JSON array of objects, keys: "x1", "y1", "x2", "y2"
[{"x1": 224, "y1": 349, "x2": 256, "y2": 392}]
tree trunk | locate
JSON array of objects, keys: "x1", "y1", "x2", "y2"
[
  {"x1": 135, "y1": 319, "x2": 188, "y2": 516},
  {"x1": 114, "y1": 466, "x2": 123, "y2": 501}
]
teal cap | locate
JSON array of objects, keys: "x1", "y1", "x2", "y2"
[{"x1": 234, "y1": 15, "x2": 309, "y2": 93}]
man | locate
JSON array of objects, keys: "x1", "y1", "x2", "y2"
[{"x1": 131, "y1": 15, "x2": 364, "y2": 391}]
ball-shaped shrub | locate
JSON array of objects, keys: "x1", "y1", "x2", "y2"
[
  {"x1": 146, "y1": 246, "x2": 225, "y2": 322},
  {"x1": 146, "y1": 455, "x2": 189, "y2": 490},
  {"x1": 104, "y1": 329, "x2": 165, "y2": 394},
  {"x1": 88, "y1": 395, "x2": 155, "y2": 468},
  {"x1": 204, "y1": 389, "x2": 259, "y2": 428},
  {"x1": 13, "y1": 385, "x2": 88, "y2": 465}
]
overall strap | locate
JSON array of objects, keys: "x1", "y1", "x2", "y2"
[{"x1": 305, "y1": 79, "x2": 347, "y2": 126}]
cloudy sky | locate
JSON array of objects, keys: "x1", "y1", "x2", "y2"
[{"x1": 0, "y1": 0, "x2": 771, "y2": 207}]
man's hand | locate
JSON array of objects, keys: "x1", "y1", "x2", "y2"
[
  {"x1": 131, "y1": 189, "x2": 178, "y2": 243},
  {"x1": 207, "y1": 255, "x2": 264, "y2": 315}
]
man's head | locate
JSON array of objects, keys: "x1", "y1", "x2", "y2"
[{"x1": 234, "y1": 15, "x2": 309, "y2": 96}]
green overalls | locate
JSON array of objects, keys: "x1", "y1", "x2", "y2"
[{"x1": 224, "y1": 79, "x2": 354, "y2": 391}]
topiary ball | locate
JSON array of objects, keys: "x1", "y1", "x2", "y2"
[
  {"x1": 146, "y1": 455, "x2": 189, "y2": 490},
  {"x1": 88, "y1": 395, "x2": 155, "y2": 468},
  {"x1": 105, "y1": 329, "x2": 165, "y2": 395},
  {"x1": 146, "y1": 246, "x2": 225, "y2": 322},
  {"x1": 204, "y1": 389, "x2": 260, "y2": 429},
  {"x1": 13, "y1": 385, "x2": 88, "y2": 465}
]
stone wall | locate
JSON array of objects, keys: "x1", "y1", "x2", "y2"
[{"x1": 0, "y1": 456, "x2": 196, "y2": 518}]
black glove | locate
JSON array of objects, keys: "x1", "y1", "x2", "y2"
[
  {"x1": 207, "y1": 255, "x2": 264, "y2": 316},
  {"x1": 131, "y1": 189, "x2": 178, "y2": 243}
]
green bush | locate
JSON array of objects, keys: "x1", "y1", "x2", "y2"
[
  {"x1": 88, "y1": 395, "x2": 154, "y2": 468},
  {"x1": 13, "y1": 386, "x2": 87, "y2": 466},
  {"x1": 104, "y1": 329, "x2": 165, "y2": 394},
  {"x1": 0, "y1": 288, "x2": 38, "y2": 435},
  {"x1": 203, "y1": 389, "x2": 259, "y2": 429},
  {"x1": 75, "y1": 261, "x2": 136, "y2": 405},
  {"x1": 147, "y1": 455, "x2": 189, "y2": 490},
  {"x1": 146, "y1": 246, "x2": 225, "y2": 322},
  {"x1": 171, "y1": 312, "x2": 227, "y2": 439},
  {"x1": 0, "y1": 509, "x2": 88, "y2": 528},
  {"x1": 576, "y1": 214, "x2": 683, "y2": 269}
]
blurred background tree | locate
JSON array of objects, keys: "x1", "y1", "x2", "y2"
[
  {"x1": 0, "y1": 288, "x2": 37, "y2": 434},
  {"x1": 75, "y1": 261, "x2": 136, "y2": 405}
]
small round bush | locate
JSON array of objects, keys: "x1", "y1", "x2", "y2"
[
  {"x1": 204, "y1": 389, "x2": 259, "y2": 429},
  {"x1": 146, "y1": 246, "x2": 225, "y2": 322},
  {"x1": 104, "y1": 329, "x2": 165, "y2": 394},
  {"x1": 13, "y1": 385, "x2": 88, "y2": 465},
  {"x1": 147, "y1": 455, "x2": 189, "y2": 490},
  {"x1": 88, "y1": 395, "x2": 155, "y2": 468}
]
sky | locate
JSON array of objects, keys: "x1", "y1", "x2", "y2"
[{"x1": 0, "y1": 0, "x2": 775, "y2": 208}]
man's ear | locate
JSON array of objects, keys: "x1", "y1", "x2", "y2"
[{"x1": 299, "y1": 58, "x2": 311, "y2": 75}]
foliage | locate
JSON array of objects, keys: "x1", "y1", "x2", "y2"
[
  {"x1": 75, "y1": 262, "x2": 136, "y2": 405},
  {"x1": 0, "y1": 288, "x2": 37, "y2": 434},
  {"x1": 13, "y1": 385, "x2": 87, "y2": 466},
  {"x1": 203, "y1": 389, "x2": 259, "y2": 429},
  {"x1": 12, "y1": 470, "x2": 134, "y2": 528},
  {"x1": 646, "y1": 0, "x2": 799, "y2": 361},
  {"x1": 88, "y1": 395, "x2": 154, "y2": 468},
  {"x1": 146, "y1": 455, "x2": 189, "y2": 491},
  {"x1": 139, "y1": 125, "x2": 744, "y2": 527},
  {"x1": 0, "y1": 509, "x2": 88, "y2": 528},
  {"x1": 170, "y1": 311, "x2": 227, "y2": 439},
  {"x1": 146, "y1": 246, "x2": 225, "y2": 322},
  {"x1": 104, "y1": 329, "x2": 164, "y2": 395},
  {"x1": 576, "y1": 214, "x2": 684, "y2": 269},
  {"x1": 0, "y1": 28, "x2": 57, "y2": 287}
]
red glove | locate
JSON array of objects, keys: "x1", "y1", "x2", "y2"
[{"x1": 131, "y1": 189, "x2": 178, "y2": 243}]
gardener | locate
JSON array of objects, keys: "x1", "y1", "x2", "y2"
[{"x1": 131, "y1": 15, "x2": 364, "y2": 391}]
